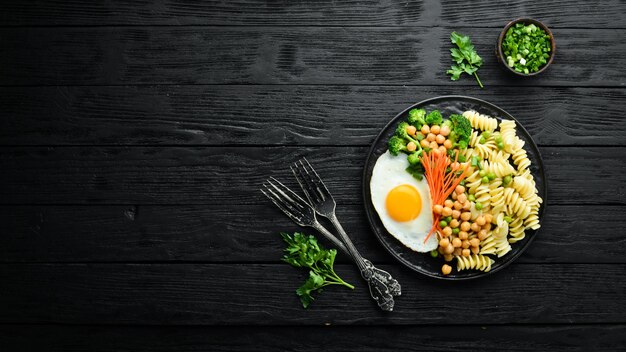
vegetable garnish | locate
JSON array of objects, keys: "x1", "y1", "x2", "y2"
[
  {"x1": 502, "y1": 23, "x2": 551, "y2": 74},
  {"x1": 420, "y1": 150, "x2": 469, "y2": 243},
  {"x1": 446, "y1": 31, "x2": 484, "y2": 88},
  {"x1": 281, "y1": 232, "x2": 354, "y2": 308}
]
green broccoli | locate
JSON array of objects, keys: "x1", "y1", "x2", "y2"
[
  {"x1": 407, "y1": 108, "x2": 426, "y2": 127},
  {"x1": 388, "y1": 135, "x2": 408, "y2": 155},
  {"x1": 395, "y1": 122, "x2": 420, "y2": 144},
  {"x1": 407, "y1": 151, "x2": 423, "y2": 166},
  {"x1": 443, "y1": 114, "x2": 472, "y2": 149},
  {"x1": 425, "y1": 110, "x2": 443, "y2": 125}
]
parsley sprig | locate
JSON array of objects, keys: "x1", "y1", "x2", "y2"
[
  {"x1": 446, "y1": 31, "x2": 484, "y2": 88},
  {"x1": 281, "y1": 232, "x2": 354, "y2": 308}
]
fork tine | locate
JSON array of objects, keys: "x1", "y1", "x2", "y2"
[
  {"x1": 267, "y1": 177, "x2": 308, "y2": 210},
  {"x1": 291, "y1": 163, "x2": 322, "y2": 204},
  {"x1": 261, "y1": 184, "x2": 302, "y2": 221},
  {"x1": 300, "y1": 157, "x2": 331, "y2": 201}
]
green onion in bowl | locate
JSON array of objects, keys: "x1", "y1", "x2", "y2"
[{"x1": 502, "y1": 23, "x2": 552, "y2": 74}]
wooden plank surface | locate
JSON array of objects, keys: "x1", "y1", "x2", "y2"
[
  {"x1": 2, "y1": 86, "x2": 625, "y2": 146},
  {"x1": 1, "y1": 263, "x2": 624, "y2": 325},
  {"x1": 1, "y1": 0, "x2": 624, "y2": 28},
  {"x1": 1, "y1": 205, "x2": 623, "y2": 264},
  {"x1": 0, "y1": 146, "x2": 623, "y2": 205},
  {"x1": 2, "y1": 324, "x2": 625, "y2": 352},
  {"x1": 1, "y1": 27, "x2": 624, "y2": 86}
]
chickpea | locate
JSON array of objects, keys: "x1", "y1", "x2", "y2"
[
  {"x1": 433, "y1": 204, "x2": 443, "y2": 214},
  {"x1": 484, "y1": 213, "x2": 493, "y2": 224},
  {"x1": 439, "y1": 238, "x2": 450, "y2": 248},
  {"x1": 478, "y1": 229, "x2": 489, "y2": 241},
  {"x1": 444, "y1": 199, "x2": 454, "y2": 208},
  {"x1": 451, "y1": 210, "x2": 461, "y2": 219},
  {"x1": 421, "y1": 125, "x2": 430, "y2": 135},
  {"x1": 460, "y1": 212, "x2": 472, "y2": 221},
  {"x1": 453, "y1": 248, "x2": 462, "y2": 256},
  {"x1": 442, "y1": 264, "x2": 452, "y2": 275},
  {"x1": 461, "y1": 248, "x2": 471, "y2": 257},
  {"x1": 406, "y1": 125, "x2": 417, "y2": 136},
  {"x1": 461, "y1": 240, "x2": 470, "y2": 249},
  {"x1": 452, "y1": 237, "x2": 462, "y2": 248},
  {"x1": 470, "y1": 222, "x2": 481, "y2": 233},
  {"x1": 438, "y1": 145, "x2": 447, "y2": 154},
  {"x1": 431, "y1": 125, "x2": 441, "y2": 134},
  {"x1": 449, "y1": 219, "x2": 460, "y2": 228},
  {"x1": 451, "y1": 191, "x2": 458, "y2": 200},
  {"x1": 450, "y1": 161, "x2": 460, "y2": 170},
  {"x1": 429, "y1": 141, "x2": 438, "y2": 150},
  {"x1": 457, "y1": 193, "x2": 467, "y2": 204},
  {"x1": 444, "y1": 139, "x2": 453, "y2": 149},
  {"x1": 470, "y1": 238, "x2": 480, "y2": 248},
  {"x1": 442, "y1": 207, "x2": 453, "y2": 217},
  {"x1": 483, "y1": 223, "x2": 492, "y2": 231},
  {"x1": 455, "y1": 185, "x2": 465, "y2": 194},
  {"x1": 471, "y1": 246, "x2": 480, "y2": 254},
  {"x1": 453, "y1": 201, "x2": 463, "y2": 210},
  {"x1": 442, "y1": 226, "x2": 452, "y2": 237},
  {"x1": 406, "y1": 142, "x2": 416, "y2": 152},
  {"x1": 458, "y1": 231, "x2": 468, "y2": 240},
  {"x1": 427, "y1": 133, "x2": 436, "y2": 142},
  {"x1": 444, "y1": 254, "x2": 454, "y2": 262},
  {"x1": 462, "y1": 201, "x2": 471, "y2": 210},
  {"x1": 435, "y1": 134, "x2": 446, "y2": 144},
  {"x1": 460, "y1": 221, "x2": 471, "y2": 232},
  {"x1": 438, "y1": 246, "x2": 445, "y2": 254},
  {"x1": 440, "y1": 125, "x2": 450, "y2": 136},
  {"x1": 420, "y1": 139, "x2": 430, "y2": 148},
  {"x1": 445, "y1": 243, "x2": 455, "y2": 254},
  {"x1": 475, "y1": 216, "x2": 486, "y2": 226}
]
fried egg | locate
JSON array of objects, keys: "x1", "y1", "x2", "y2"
[{"x1": 370, "y1": 150, "x2": 436, "y2": 252}]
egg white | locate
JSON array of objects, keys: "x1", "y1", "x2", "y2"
[{"x1": 370, "y1": 150, "x2": 437, "y2": 253}]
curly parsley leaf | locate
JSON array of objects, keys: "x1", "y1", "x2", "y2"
[
  {"x1": 281, "y1": 232, "x2": 354, "y2": 308},
  {"x1": 446, "y1": 31, "x2": 484, "y2": 88}
]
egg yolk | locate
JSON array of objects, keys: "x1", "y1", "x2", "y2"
[{"x1": 385, "y1": 184, "x2": 422, "y2": 222}]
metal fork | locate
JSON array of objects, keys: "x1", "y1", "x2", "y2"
[
  {"x1": 261, "y1": 176, "x2": 397, "y2": 311},
  {"x1": 291, "y1": 158, "x2": 401, "y2": 310}
]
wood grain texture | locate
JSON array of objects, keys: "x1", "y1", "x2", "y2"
[
  {"x1": 2, "y1": 324, "x2": 625, "y2": 352},
  {"x1": 2, "y1": 86, "x2": 626, "y2": 146},
  {"x1": 0, "y1": 146, "x2": 623, "y2": 205},
  {"x1": 1, "y1": 27, "x2": 623, "y2": 86},
  {"x1": 1, "y1": 205, "x2": 624, "y2": 264},
  {"x1": 1, "y1": 263, "x2": 624, "y2": 325},
  {"x1": 1, "y1": 0, "x2": 624, "y2": 28}
]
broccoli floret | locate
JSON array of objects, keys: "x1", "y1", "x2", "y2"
[
  {"x1": 395, "y1": 122, "x2": 420, "y2": 144},
  {"x1": 425, "y1": 110, "x2": 443, "y2": 125},
  {"x1": 407, "y1": 108, "x2": 426, "y2": 127},
  {"x1": 407, "y1": 151, "x2": 423, "y2": 166},
  {"x1": 388, "y1": 135, "x2": 408, "y2": 155},
  {"x1": 446, "y1": 114, "x2": 472, "y2": 149}
]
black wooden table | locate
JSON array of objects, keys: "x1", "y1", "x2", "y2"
[{"x1": 1, "y1": 2, "x2": 625, "y2": 351}]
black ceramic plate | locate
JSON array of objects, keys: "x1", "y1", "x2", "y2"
[{"x1": 362, "y1": 96, "x2": 547, "y2": 280}]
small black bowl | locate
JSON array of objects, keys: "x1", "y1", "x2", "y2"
[{"x1": 496, "y1": 18, "x2": 555, "y2": 76}]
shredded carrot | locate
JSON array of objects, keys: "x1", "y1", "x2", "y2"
[{"x1": 420, "y1": 150, "x2": 469, "y2": 243}]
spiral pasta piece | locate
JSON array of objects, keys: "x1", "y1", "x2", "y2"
[
  {"x1": 474, "y1": 185, "x2": 491, "y2": 208},
  {"x1": 465, "y1": 170, "x2": 482, "y2": 194},
  {"x1": 463, "y1": 110, "x2": 498, "y2": 131},
  {"x1": 524, "y1": 204, "x2": 541, "y2": 230},
  {"x1": 480, "y1": 159, "x2": 516, "y2": 178},
  {"x1": 508, "y1": 216, "x2": 525, "y2": 243},
  {"x1": 512, "y1": 147, "x2": 531, "y2": 172},
  {"x1": 479, "y1": 231, "x2": 497, "y2": 255},
  {"x1": 499, "y1": 119, "x2": 518, "y2": 153},
  {"x1": 503, "y1": 188, "x2": 531, "y2": 219},
  {"x1": 456, "y1": 254, "x2": 495, "y2": 272}
]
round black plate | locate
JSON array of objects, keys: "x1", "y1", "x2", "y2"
[{"x1": 362, "y1": 96, "x2": 547, "y2": 280}]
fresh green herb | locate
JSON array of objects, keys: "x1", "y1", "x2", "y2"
[
  {"x1": 443, "y1": 114, "x2": 472, "y2": 150},
  {"x1": 502, "y1": 23, "x2": 551, "y2": 74},
  {"x1": 405, "y1": 163, "x2": 425, "y2": 180},
  {"x1": 446, "y1": 31, "x2": 484, "y2": 88},
  {"x1": 281, "y1": 232, "x2": 354, "y2": 308}
]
